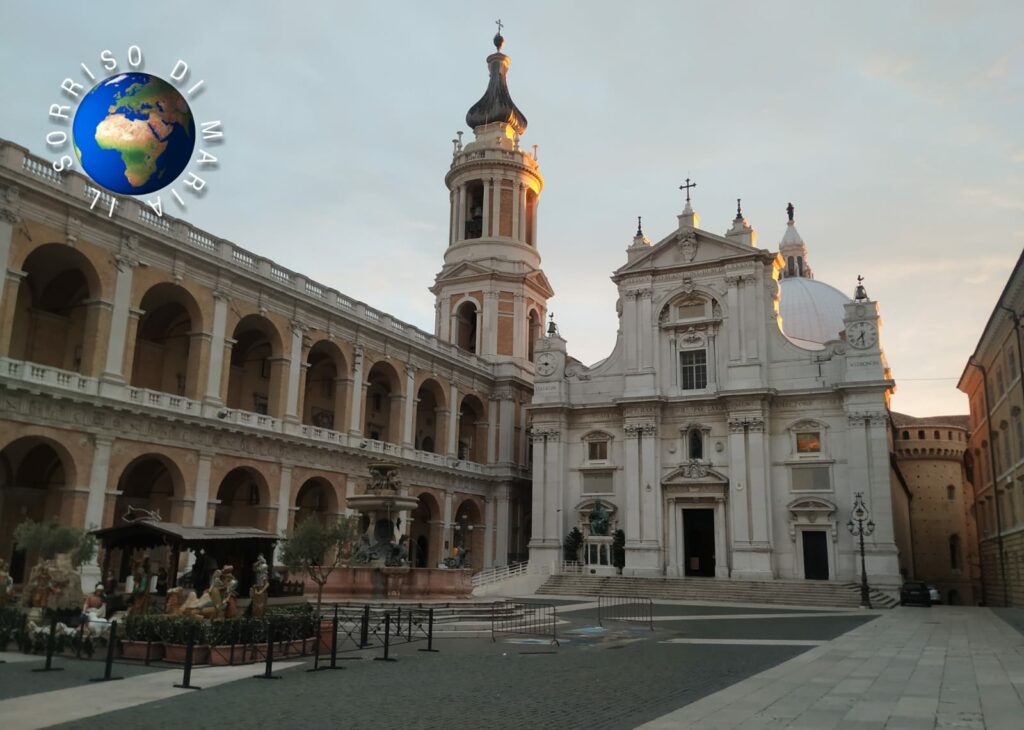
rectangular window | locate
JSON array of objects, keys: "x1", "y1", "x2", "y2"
[
  {"x1": 791, "y1": 466, "x2": 831, "y2": 491},
  {"x1": 1007, "y1": 348, "x2": 1017, "y2": 381},
  {"x1": 582, "y1": 471, "x2": 613, "y2": 494},
  {"x1": 680, "y1": 349, "x2": 708, "y2": 390},
  {"x1": 676, "y1": 302, "x2": 705, "y2": 320},
  {"x1": 587, "y1": 441, "x2": 608, "y2": 461},
  {"x1": 796, "y1": 432, "x2": 822, "y2": 453},
  {"x1": 996, "y1": 367, "x2": 1005, "y2": 395}
]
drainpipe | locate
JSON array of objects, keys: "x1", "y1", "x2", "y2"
[{"x1": 969, "y1": 357, "x2": 1009, "y2": 607}]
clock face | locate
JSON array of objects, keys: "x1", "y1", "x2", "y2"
[
  {"x1": 847, "y1": 321, "x2": 878, "y2": 350},
  {"x1": 536, "y1": 353, "x2": 558, "y2": 376}
]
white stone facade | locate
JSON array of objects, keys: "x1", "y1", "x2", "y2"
[{"x1": 528, "y1": 205, "x2": 902, "y2": 590}]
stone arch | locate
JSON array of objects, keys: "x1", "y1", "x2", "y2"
[
  {"x1": 0, "y1": 435, "x2": 77, "y2": 582},
  {"x1": 454, "y1": 299, "x2": 479, "y2": 353},
  {"x1": 453, "y1": 497, "x2": 484, "y2": 570},
  {"x1": 227, "y1": 314, "x2": 285, "y2": 416},
  {"x1": 303, "y1": 339, "x2": 348, "y2": 431},
  {"x1": 113, "y1": 453, "x2": 187, "y2": 525},
  {"x1": 131, "y1": 282, "x2": 205, "y2": 399},
  {"x1": 410, "y1": 491, "x2": 441, "y2": 568},
  {"x1": 657, "y1": 285, "x2": 723, "y2": 324},
  {"x1": 8, "y1": 243, "x2": 103, "y2": 374},
  {"x1": 364, "y1": 360, "x2": 403, "y2": 443},
  {"x1": 214, "y1": 466, "x2": 273, "y2": 529},
  {"x1": 294, "y1": 476, "x2": 339, "y2": 526},
  {"x1": 414, "y1": 378, "x2": 446, "y2": 453},
  {"x1": 457, "y1": 393, "x2": 487, "y2": 463}
]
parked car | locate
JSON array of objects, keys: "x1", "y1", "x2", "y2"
[
  {"x1": 927, "y1": 585, "x2": 942, "y2": 604},
  {"x1": 900, "y1": 581, "x2": 932, "y2": 606}
]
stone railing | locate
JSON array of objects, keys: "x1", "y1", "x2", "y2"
[
  {"x1": 1, "y1": 357, "x2": 99, "y2": 395},
  {"x1": 125, "y1": 386, "x2": 202, "y2": 415},
  {"x1": 0, "y1": 141, "x2": 492, "y2": 378}
]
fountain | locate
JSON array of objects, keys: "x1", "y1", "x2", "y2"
[{"x1": 312, "y1": 462, "x2": 472, "y2": 599}]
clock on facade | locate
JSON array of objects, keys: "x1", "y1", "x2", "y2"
[
  {"x1": 535, "y1": 352, "x2": 558, "y2": 376},
  {"x1": 846, "y1": 321, "x2": 878, "y2": 350}
]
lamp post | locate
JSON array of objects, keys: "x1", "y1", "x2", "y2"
[{"x1": 846, "y1": 492, "x2": 875, "y2": 609}]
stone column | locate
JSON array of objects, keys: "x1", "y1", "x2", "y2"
[
  {"x1": 276, "y1": 465, "x2": 293, "y2": 537},
  {"x1": 640, "y1": 424, "x2": 658, "y2": 545},
  {"x1": 99, "y1": 256, "x2": 135, "y2": 391},
  {"x1": 284, "y1": 324, "x2": 304, "y2": 421},
  {"x1": 499, "y1": 396, "x2": 515, "y2": 464},
  {"x1": 456, "y1": 184, "x2": 467, "y2": 242},
  {"x1": 119, "y1": 308, "x2": 143, "y2": 385},
  {"x1": 204, "y1": 292, "x2": 229, "y2": 403},
  {"x1": 728, "y1": 418, "x2": 750, "y2": 544},
  {"x1": 623, "y1": 425, "x2": 642, "y2": 545},
  {"x1": 667, "y1": 497, "x2": 678, "y2": 577},
  {"x1": 348, "y1": 346, "x2": 364, "y2": 435},
  {"x1": 714, "y1": 497, "x2": 729, "y2": 577},
  {"x1": 0, "y1": 269, "x2": 25, "y2": 357},
  {"x1": 512, "y1": 293, "x2": 525, "y2": 359},
  {"x1": 482, "y1": 179, "x2": 492, "y2": 236},
  {"x1": 449, "y1": 190, "x2": 457, "y2": 246},
  {"x1": 402, "y1": 365, "x2": 416, "y2": 448},
  {"x1": 487, "y1": 397, "x2": 499, "y2": 464},
  {"x1": 192, "y1": 453, "x2": 213, "y2": 527},
  {"x1": 484, "y1": 497, "x2": 495, "y2": 568},
  {"x1": 447, "y1": 382, "x2": 460, "y2": 456},
  {"x1": 725, "y1": 276, "x2": 741, "y2": 362},
  {"x1": 492, "y1": 180, "x2": 502, "y2": 237},
  {"x1": 747, "y1": 418, "x2": 771, "y2": 546},
  {"x1": 512, "y1": 182, "x2": 522, "y2": 242},
  {"x1": 484, "y1": 291, "x2": 499, "y2": 356},
  {"x1": 495, "y1": 487, "x2": 510, "y2": 567},
  {"x1": 442, "y1": 490, "x2": 454, "y2": 554},
  {"x1": 0, "y1": 209, "x2": 16, "y2": 316},
  {"x1": 84, "y1": 436, "x2": 114, "y2": 529}
]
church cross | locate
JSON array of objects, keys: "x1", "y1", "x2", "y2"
[
  {"x1": 495, "y1": 19, "x2": 503, "y2": 34},
  {"x1": 679, "y1": 177, "x2": 697, "y2": 204}
]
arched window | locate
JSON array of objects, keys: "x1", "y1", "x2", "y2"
[
  {"x1": 797, "y1": 257, "x2": 805, "y2": 276},
  {"x1": 918, "y1": 430, "x2": 925, "y2": 439},
  {"x1": 902, "y1": 430, "x2": 910, "y2": 440},
  {"x1": 688, "y1": 429, "x2": 703, "y2": 460},
  {"x1": 947, "y1": 484, "x2": 956, "y2": 501},
  {"x1": 787, "y1": 256, "x2": 795, "y2": 277},
  {"x1": 934, "y1": 430, "x2": 940, "y2": 439},
  {"x1": 949, "y1": 534, "x2": 962, "y2": 570},
  {"x1": 455, "y1": 301, "x2": 478, "y2": 353},
  {"x1": 527, "y1": 309, "x2": 542, "y2": 362}
]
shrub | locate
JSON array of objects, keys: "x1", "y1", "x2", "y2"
[{"x1": 563, "y1": 527, "x2": 584, "y2": 562}]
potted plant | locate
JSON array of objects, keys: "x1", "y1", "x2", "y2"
[
  {"x1": 121, "y1": 615, "x2": 164, "y2": 661},
  {"x1": 209, "y1": 619, "x2": 244, "y2": 665},
  {"x1": 159, "y1": 616, "x2": 210, "y2": 664}
]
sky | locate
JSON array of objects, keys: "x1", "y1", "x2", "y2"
[{"x1": 2, "y1": 1, "x2": 1021, "y2": 417}]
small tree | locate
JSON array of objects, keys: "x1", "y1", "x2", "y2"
[
  {"x1": 280, "y1": 516, "x2": 358, "y2": 614},
  {"x1": 563, "y1": 527, "x2": 584, "y2": 562},
  {"x1": 13, "y1": 520, "x2": 95, "y2": 567}
]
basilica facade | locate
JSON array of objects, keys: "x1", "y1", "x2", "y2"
[{"x1": 529, "y1": 200, "x2": 903, "y2": 590}]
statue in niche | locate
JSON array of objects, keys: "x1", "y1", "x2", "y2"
[{"x1": 589, "y1": 501, "x2": 610, "y2": 537}]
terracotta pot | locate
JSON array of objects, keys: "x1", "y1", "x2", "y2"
[
  {"x1": 120, "y1": 640, "x2": 164, "y2": 661},
  {"x1": 209, "y1": 644, "x2": 249, "y2": 665},
  {"x1": 318, "y1": 619, "x2": 333, "y2": 653},
  {"x1": 164, "y1": 643, "x2": 210, "y2": 665},
  {"x1": 285, "y1": 639, "x2": 304, "y2": 657}
]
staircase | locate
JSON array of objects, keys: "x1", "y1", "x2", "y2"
[{"x1": 536, "y1": 575, "x2": 898, "y2": 609}]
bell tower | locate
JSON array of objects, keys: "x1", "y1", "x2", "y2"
[{"x1": 431, "y1": 28, "x2": 553, "y2": 367}]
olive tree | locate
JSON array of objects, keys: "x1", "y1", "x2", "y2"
[{"x1": 280, "y1": 516, "x2": 358, "y2": 614}]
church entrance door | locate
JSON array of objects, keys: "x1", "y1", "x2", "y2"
[
  {"x1": 683, "y1": 508, "x2": 715, "y2": 577},
  {"x1": 802, "y1": 530, "x2": 829, "y2": 580}
]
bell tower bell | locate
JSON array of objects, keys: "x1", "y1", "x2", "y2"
[{"x1": 431, "y1": 29, "x2": 553, "y2": 367}]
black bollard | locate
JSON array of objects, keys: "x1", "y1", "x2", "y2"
[
  {"x1": 254, "y1": 621, "x2": 280, "y2": 679},
  {"x1": 359, "y1": 605, "x2": 370, "y2": 648},
  {"x1": 32, "y1": 613, "x2": 64, "y2": 673},
  {"x1": 419, "y1": 608, "x2": 438, "y2": 653},
  {"x1": 89, "y1": 620, "x2": 123, "y2": 682},
  {"x1": 173, "y1": 623, "x2": 202, "y2": 690},
  {"x1": 374, "y1": 613, "x2": 396, "y2": 662},
  {"x1": 396, "y1": 606, "x2": 401, "y2": 637}
]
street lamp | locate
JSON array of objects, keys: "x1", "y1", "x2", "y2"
[{"x1": 846, "y1": 492, "x2": 876, "y2": 609}]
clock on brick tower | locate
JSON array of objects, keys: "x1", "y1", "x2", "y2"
[{"x1": 430, "y1": 29, "x2": 553, "y2": 370}]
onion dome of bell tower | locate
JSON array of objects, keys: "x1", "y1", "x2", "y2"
[{"x1": 465, "y1": 28, "x2": 528, "y2": 134}]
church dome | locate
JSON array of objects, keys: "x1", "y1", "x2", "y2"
[{"x1": 778, "y1": 276, "x2": 850, "y2": 346}]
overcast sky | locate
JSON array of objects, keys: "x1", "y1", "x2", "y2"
[{"x1": 3, "y1": 1, "x2": 1021, "y2": 417}]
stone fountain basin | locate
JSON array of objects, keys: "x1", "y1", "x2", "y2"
[{"x1": 346, "y1": 493, "x2": 420, "y2": 512}]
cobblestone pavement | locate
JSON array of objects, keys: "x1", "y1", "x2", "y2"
[{"x1": 27, "y1": 607, "x2": 875, "y2": 730}]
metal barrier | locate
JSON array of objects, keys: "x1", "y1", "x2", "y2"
[
  {"x1": 491, "y1": 601, "x2": 559, "y2": 646},
  {"x1": 597, "y1": 595, "x2": 654, "y2": 631}
]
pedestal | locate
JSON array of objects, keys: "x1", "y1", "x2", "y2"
[{"x1": 582, "y1": 536, "x2": 617, "y2": 577}]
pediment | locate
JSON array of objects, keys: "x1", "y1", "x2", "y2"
[
  {"x1": 615, "y1": 227, "x2": 768, "y2": 277},
  {"x1": 787, "y1": 497, "x2": 836, "y2": 515},
  {"x1": 662, "y1": 461, "x2": 728, "y2": 485},
  {"x1": 525, "y1": 269, "x2": 555, "y2": 298},
  {"x1": 433, "y1": 261, "x2": 492, "y2": 284}
]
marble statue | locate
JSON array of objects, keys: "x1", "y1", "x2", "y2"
[{"x1": 249, "y1": 554, "x2": 269, "y2": 619}]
